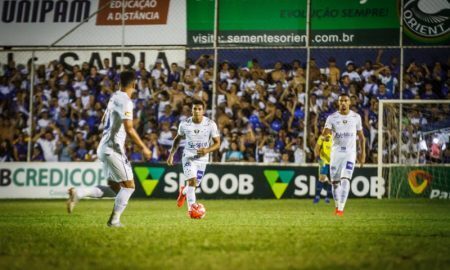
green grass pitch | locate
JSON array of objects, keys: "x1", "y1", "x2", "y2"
[{"x1": 0, "y1": 199, "x2": 449, "y2": 270}]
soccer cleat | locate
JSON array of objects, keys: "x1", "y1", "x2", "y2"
[
  {"x1": 313, "y1": 197, "x2": 320, "y2": 204},
  {"x1": 177, "y1": 186, "x2": 187, "y2": 207},
  {"x1": 336, "y1": 210, "x2": 344, "y2": 217},
  {"x1": 107, "y1": 221, "x2": 124, "y2": 228},
  {"x1": 324, "y1": 197, "x2": 330, "y2": 204},
  {"x1": 66, "y1": 187, "x2": 78, "y2": 214}
]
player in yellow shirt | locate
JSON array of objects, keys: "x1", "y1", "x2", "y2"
[{"x1": 313, "y1": 134, "x2": 332, "y2": 204}]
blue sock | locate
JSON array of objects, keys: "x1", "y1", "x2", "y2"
[
  {"x1": 325, "y1": 182, "x2": 332, "y2": 198},
  {"x1": 315, "y1": 180, "x2": 323, "y2": 198}
]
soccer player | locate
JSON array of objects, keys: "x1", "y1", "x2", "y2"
[
  {"x1": 67, "y1": 70, "x2": 152, "y2": 227},
  {"x1": 167, "y1": 99, "x2": 220, "y2": 216},
  {"x1": 321, "y1": 93, "x2": 365, "y2": 216},
  {"x1": 313, "y1": 133, "x2": 332, "y2": 204}
]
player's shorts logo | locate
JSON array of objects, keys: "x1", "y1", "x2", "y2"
[
  {"x1": 408, "y1": 170, "x2": 433, "y2": 194},
  {"x1": 345, "y1": 162, "x2": 354, "y2": 170},
  {"x1": 197, "y1": 170, "x2": 205, "y2": 180},
  {"x1": 403, "y1": 0, "x2": 449, "y2": 42}
]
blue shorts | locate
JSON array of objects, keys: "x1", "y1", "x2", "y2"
[{"x1": 318, "y1": 160, "x2": 330, "y2": 176}]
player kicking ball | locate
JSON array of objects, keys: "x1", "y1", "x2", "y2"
[
  {"x1": 167, "y1": 99, "x2": 220, "y2": 218},
  {"x1": 313, "y1": 133, "x2": 332, "y2": 204},
  {"x1": 320, "y1": 93, "x2": 365, "y2": 216},
  {"x1": 66, "y1": 70, "x2": 152, "y2": 227}
]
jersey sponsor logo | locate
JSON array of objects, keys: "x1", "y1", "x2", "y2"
[
  {"x1": 335, "y1": 132, "x2": 353, "y2": 139},
  {"x1": 187, "y1": 141, "x2": 208, "y2": 149}
]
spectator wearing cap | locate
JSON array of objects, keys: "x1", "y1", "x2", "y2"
[{"x1": 342, "y1": 60, "x2": 361, "y2": 82}]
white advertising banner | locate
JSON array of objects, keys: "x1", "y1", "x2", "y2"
[
  {"x1": 0, "y1": 0, "x2": 186, "y2": 46},
  {"x1": 0, "y1": 162, "x2": 106, "y2": 198},
  {"x1": 0, "y1": 49, "x2": 186, "y2": 69}
]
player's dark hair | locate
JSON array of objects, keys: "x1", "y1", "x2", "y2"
[
  {"x1": 120, "y1": 70, "x2": 136, "y2": 88},
  {"x1": 192, "y1": 99, "x2": 206, "y2": 109},
  {"x1": 339, "y1": 93, "x2": 350, "y2": 99}
]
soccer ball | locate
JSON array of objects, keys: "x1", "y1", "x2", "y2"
[{"x1": 189, "y1": 203, "x2": 206, "y2": 219}]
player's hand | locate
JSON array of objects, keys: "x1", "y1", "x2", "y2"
[
  {"x1": 167, "y1": 154, "x2": 174, "y2": 166},
  {"x1": 142, "y1": 147, "x2": 152, "y2": 161},
  {"x1": 197, "y1": 148, "x2": 208, "y2": 157}
]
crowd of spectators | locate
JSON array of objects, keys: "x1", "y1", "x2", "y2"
[{"x1": 0, "y1": 49, "x2": 449, "y2": 164}]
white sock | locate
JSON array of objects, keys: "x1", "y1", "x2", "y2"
[
  {"x1": 76, "y1": 186, "x2": 107, "y2": 199},
  {"x1": 111, "y1": 187, "x2": 134, "y2": 223},
  {"x1": 186, "y1": 186, "x2": 196, "y2": 211},
  {"x1": 338, "y1": 179, "x2": 350, "y2": 211},
  {"x1": 182, "y1": 186, "x2": 188, "y2": 195},
  {"x1": 332, "y1": 183, "x2": 340, "y2": 208}
]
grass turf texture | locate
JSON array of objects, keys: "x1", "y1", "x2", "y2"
[{"x1": 0, "y1": 199, "x2": 449, "y2": 270}]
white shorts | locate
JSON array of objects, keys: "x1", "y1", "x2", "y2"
[
  {"x1": 330, "y1": 152, "x2": 356, "y2": 182},
  {"x1": 98, "y1": 148, "x2": 133, "y2": 182},
  {"x1": 182, "y1": 156, "x2": 207, "y2": 186}
]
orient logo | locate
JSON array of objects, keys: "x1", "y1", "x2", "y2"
[{"x1": 403, "y1": 0, "x2": 449, "y2": 40}]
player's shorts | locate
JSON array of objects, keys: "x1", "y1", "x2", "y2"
[
  {"x1": 182, "y1": 155, "x2": 207, "y2": 186},
  {"x1": 98, "y1": 147, "x2": 133, "y2": 182},
  {"x1": 318, "y1": 159, "x2": 330, "y2": 176},
  {"x1": 330, "y1": 152, "x2": 356, "y2": 182}
]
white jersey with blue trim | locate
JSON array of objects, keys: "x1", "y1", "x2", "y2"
[
  {"x1": 178, "y1": 116, "x2": 220, "y2": 162},
  {"x1": 324, "y1": 110, "x2": 362, "y2": 155},
  {"x1": 97, "y1": 91, "x2": 133, "y2": 155}
]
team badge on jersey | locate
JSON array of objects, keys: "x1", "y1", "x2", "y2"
[
  {"x1": 194, "y1": 129, "x2": 200, "y2": 134},
  {"x1": 343, "y1": 120, "x2": 347, "y2": 124}
]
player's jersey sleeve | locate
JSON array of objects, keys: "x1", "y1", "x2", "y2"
[
  {"x1": 356, "y1": 114, "x2": 362, "y2": 131},
  {"x1": 210, "y1": 121, "x2": 220, "y2": 138},
  {"x1": 177, "y1": 121, "x2": 185, "y2": 136},
  {"x1": 121, "y1": 99, "x2": 133, "y2": 120},
  {"x1": 324, "y1": 116, "x2": 333, "y2": 130}
]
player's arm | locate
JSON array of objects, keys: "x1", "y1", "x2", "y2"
[
  {"x1": 198, "y1": 136, "x2": 220, "y2": 157},
  {"x1": 314, "y1": 136, "x2": 323, "y2": 161},
  {"x1": 357, "y1": 130, "x2": 366, "y2": 168},
  {"x1": 123, "y1": 119, "x2": 151, "y2": 160},
  {"x1": 167, "y1": 134, "x2": 184, "y2": 166}
]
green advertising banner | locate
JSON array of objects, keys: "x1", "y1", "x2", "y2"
[
  {"x1": 187, "y1": 0, "x2": 400, "y2": 46},
  {"x1": 132, "y1": 163, "x2": 384, "y2": 199},
  {"x1": 390, "y1": 166, "x2": 450, "y2": 199},
  {"x1": 402, "y1": 0, "x2": 450, "y2": 46}
]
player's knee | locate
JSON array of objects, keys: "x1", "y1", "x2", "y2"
[
  {"x1": 319, "y1": 175, "x2": 328, "y2": 183},
  {"x1": 120, "y1": 180, "x2": 135, "y2": 189},
  {"x1": 187, "y1": 178, "x2": 197, "y2": 187}
]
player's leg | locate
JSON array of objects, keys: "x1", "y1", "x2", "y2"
[
  {"x1": 314, "y1": 161, "x2": 328, "y2": 203},
  {"x1": 323, "y1": 164, "x2": 332, "y2": 203},
  {"x1": 178, "y1": 157, "x2": 194, "y2": 208},
  {"x1": 66, "y1": 161, "x2": 117, "y2": 213},
  {"x1": 336, "y1": 158, "x2": 356, "y2": 214},
  {"x1": 106, "y1": 153, "x2": 135, "y2": 227},
  {"x1": 330, "y1": 156, "x2": 343, "y2": 213}
]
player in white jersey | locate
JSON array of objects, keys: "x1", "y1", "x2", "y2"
[
  {"x1": 167, "y1": 99, "x2": 220, "y2": 217},
  {"x1": 321, "y1": 93, "x2": 366, "y2": 216},
  {"x1": 66, "y1": 70, "x2": 152, "y2": 227}
]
